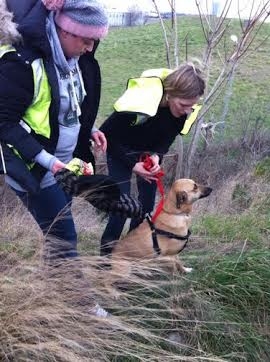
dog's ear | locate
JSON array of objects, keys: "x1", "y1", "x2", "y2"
[{"x1": 176, "y1": 191, "x2": 187, "y2": 208}]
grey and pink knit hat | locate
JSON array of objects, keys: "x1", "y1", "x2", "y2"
[{"x1": 42, "y1": 0, "x2": 108, "y2": 39}]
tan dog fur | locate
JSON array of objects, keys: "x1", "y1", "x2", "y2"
[{"x1": 106, "y1": 179, "x2": 212, "y2": 293}]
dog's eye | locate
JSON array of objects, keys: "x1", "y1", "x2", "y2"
[{"x1": 194, "y1": 184, "x2": 198, "y2": 191}]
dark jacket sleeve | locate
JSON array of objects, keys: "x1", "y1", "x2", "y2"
[
  {"x1": 0, "y1": 54, "x2": 44, "y2": 161},
  {"x1": 74, "y1": 52, "x2": 101, "y2": 163},
  {"x1": 100, "y1": 111, "x2": 140, "y2": 169}
]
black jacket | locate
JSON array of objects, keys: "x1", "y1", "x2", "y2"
[
  {"x1": 0, "y1": 0, "x2": 101, "y2": 193},
  {"x1": 100, "y1": 107, "x2": 187, "y2": 169}
]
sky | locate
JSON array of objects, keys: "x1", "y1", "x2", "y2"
[{"x1": 105, "y1": 0, "x2": 269, "y2": 20}]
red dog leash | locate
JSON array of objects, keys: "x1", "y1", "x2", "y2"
[{"x1": 140, "y1": 153, "x2": 165, "y2": 223}]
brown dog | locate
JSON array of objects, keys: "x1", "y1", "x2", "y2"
[{"x1": 106, "y1": 179, "x2": 212, "y2": 292}]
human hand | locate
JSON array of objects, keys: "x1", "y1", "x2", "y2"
[
  {"x1": 51, "y1": 159, "x2": 66, "y2": 174},
  {"x1": 65, "y1": 158, "x2": 94, "y2": 176},
  {"x1": 149, "y1": 154, "x2": 161, "y2": 173},
  {"x1": 91, "y1": 130, "x2": 107, "y2": 152},
  {"x1": 132, "y1": 162, "x2": 159, "y2": 183}
]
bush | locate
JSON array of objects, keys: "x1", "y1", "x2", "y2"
[
  {"x1": 232, "y1": 183, "x2": 252, "y2": 210},
  {"x1": 254, "y1": 157, "x2": 270, "y2": 180}
]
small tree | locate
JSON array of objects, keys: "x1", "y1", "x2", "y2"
[
  {"x1": 152, "y1": 0, "x2": 270, "y2": 177},
  {"x1": 185, "y1": 0, "x2": 270, "y2": 176}
]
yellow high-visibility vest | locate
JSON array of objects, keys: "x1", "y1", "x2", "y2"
[
  {"x1": 113, "y1": 68, "x2": 200, "y2": 134},
  {"x1": 0, "y1": 45, "x2": 51, "y2": 139}
]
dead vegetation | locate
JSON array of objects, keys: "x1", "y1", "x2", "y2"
[{"x1": 0, "y1": 130, "x2": 269, "y2": 361}]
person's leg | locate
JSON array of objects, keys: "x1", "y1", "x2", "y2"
[
  {"x1": 15, "y1": 183, "x2": 78, "y2": 260},
  {"x1": 129, "y1": 176, "x2": 157, "y2": 231},
  {"x1": 15, "y1": 184, "x2": 111, "y2": 317},
  {"x1": 100, "y1": 155, "x2": 132, "y2": 256}
]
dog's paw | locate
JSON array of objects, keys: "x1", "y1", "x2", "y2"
[{"x1": 182, "y1": 266, "x2": 193, "y2": 273}]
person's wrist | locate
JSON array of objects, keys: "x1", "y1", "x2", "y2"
[
  {"x1": 34, "y1": 150, "x2": 57, "y2": 170},
  {"x1": 91, "y1": 127, "x2": 98, "y2": 135},
  {"x1": 51, "y1": 159, "x2": 65, "y2": 174}
]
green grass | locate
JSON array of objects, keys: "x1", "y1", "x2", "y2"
[
  {"x1": 96, "y1": 16, "x2": 270, "y2": 134},
  {"x1": 192, "y1": 212, "x2": 269, "y2": 244},
  {"x1": 185, "y1": 249, "x2": 270, "y2": 361}
]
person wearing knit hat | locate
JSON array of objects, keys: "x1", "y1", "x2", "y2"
[
  {"x1": 43, "y1": 0, "x2": 109, "y2": 58},
  {"x1": 53, "y1": 0, "x2": 108, "y2": 39},
  {"x1": 0, "y1": 0, "x2": 112, "y2": 316}
]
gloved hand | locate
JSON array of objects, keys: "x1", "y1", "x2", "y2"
[
  {"x1": 64, "y1": 157, "x2": 94, "y2": 176},
  {"x1": 54, "y1": 168, "x2": 143, "y2": 219}
]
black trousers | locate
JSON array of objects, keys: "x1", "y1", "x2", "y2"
[{"x1": 100, "y1": 155, "x2": 157, "y2": 256}]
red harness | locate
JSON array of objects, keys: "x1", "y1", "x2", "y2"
[{"x1": 140, "y1": 154, "x2": 165, "y2": 223}]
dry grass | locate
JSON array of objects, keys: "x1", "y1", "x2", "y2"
[
  {"x1": 0, "y1": 186, "x2": 42, "y2": 263},
  {"x1": 0, "y1": 187, "x2": 223, "y2": 361},
  {"x1": 0, "y1": 160, "x2": 269, "y2": 361},
  {"x1": 0, "y1": 251, "x2": 226, "y2": 362}
]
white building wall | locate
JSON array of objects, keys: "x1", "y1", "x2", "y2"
[{"x1": 104, "y1": 0, "x2": 269, "y2": 20}]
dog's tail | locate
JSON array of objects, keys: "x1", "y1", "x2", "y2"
[{"x1": 0, "y1": 0, "x2": 22, "y2": 45}]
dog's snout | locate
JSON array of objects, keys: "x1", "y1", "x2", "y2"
[
  {"x1": 200, "y1": 186, "x2": 212, "y2": 198},
  {"x1": 202, "y1": 186, "x2": 213, "y2": 197},
  {"x1": 205, "y1": 187, "x2": 212, "y2": 195}
]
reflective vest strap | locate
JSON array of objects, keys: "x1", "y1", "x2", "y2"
[
  {"x1": 0, "y1": 44, "x2": 16, "y2": 57},
  {"x1": 23, "y1": 58, "x2": 51, "y2": 139},
  {"x1": 31, "y1": 58, "x2": 43, "y2": 103},
  {"x1": 180, "y1": 104, "x2": 202, "y2": 135}
]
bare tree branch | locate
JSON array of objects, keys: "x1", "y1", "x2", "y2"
[
  {"x1": 153, "y1": 0, "x2": 270, "y2": 177},
  {"x1": 151, "y1": 0, "x2": 171, "y2": 68},
  {"x1": 184, "y1": 0, "x2": 270, "y2": 177}
]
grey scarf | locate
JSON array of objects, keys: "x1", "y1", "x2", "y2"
[{"x1": 46, "y1": 13, "x2": 86, "y2": 117}]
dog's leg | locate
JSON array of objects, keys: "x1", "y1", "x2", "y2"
[
  {"x1": 182, "y1": 266, "x2": 193, "y2": 273},
  {"x1": 173, "y1": 257, "x2": 193, "y2": 273},
  {"x1": 158, "y1": 256, "x2": 193, "y2": 274},
  {"x1": 103, "y1": 258, "x2": 132, "y2": 299}
]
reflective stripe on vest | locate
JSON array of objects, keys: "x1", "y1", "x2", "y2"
[
  {"x1": 0, "y1": 45, "x2": 16, "y2": 57},
  {"x1": 23, "y1": 58, "x2": 51, "y2": 138},
  {"x1": 0, "y1": 45, "x2": 51, "y2": 139}
]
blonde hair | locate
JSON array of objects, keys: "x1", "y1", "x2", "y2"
[{"x1": 163, "y1": 61, "x2": 205, "y2": 99}]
